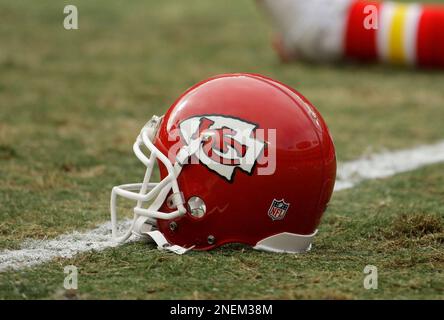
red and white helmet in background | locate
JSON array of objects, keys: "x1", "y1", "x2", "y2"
[
  {"x1": 258, "y1": 0, "x2": 444, "y2": 68},
  {"x1": 111, "y1": 73, "x2": 336, "y2": 253}
]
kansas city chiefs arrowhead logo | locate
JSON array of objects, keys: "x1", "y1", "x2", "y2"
[{"x1": 179, "y1": 115, "x2": 266, "y2": 181}]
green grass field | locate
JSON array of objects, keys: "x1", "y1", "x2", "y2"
[{"x1": 0, "y1": 0, "x2": 443, "y2": 299}]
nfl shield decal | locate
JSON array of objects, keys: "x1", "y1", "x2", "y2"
[{"x1": 268, "y1": 199, "x2": 290, "y2": 221}]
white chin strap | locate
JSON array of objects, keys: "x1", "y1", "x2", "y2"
[{"x1": 110, "y1": 115, "x2": 203, "y2": 244}]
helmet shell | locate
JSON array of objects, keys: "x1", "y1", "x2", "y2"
[{"x1": 154, "y1": 73, "x2": 336, "y2": 250}]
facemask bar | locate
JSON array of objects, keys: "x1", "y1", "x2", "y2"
[{"x1": 110, "y1": 115, "x2": 194, "y2": 243}]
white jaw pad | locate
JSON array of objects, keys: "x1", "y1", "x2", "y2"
[{"x1": 253, "y1": 231, "x2": 318, "y2": 253}]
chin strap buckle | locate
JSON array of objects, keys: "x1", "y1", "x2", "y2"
[
  {"x1": 144, "y1": 230, "x2": 194, "y2": 255},
  {"x1": 132, "y1": 216, "x2": 156, "y2": 240}
]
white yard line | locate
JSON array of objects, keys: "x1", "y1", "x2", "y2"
[
  {"x1": 334, "y1": 140, "x2": 444, "y2": 191},
  {"x1": 2, "y1": 140, "x2": 444, "y2": 272},
  {"x1": 0, "y1": 221, "x2": 132, "y2": 272}
]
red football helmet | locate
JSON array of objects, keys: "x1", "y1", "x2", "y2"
[{"x1": 111, "y1": 73, "x2": 336, "y2": 253}]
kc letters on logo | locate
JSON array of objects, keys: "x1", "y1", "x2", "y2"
[{"x1": 179, "y1": 115, "x2": 266, "y2": 181}]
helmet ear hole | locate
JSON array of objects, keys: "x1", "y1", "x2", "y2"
[{"x1": 187, "y1": 196, "x2": 206, "y2": 218}]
